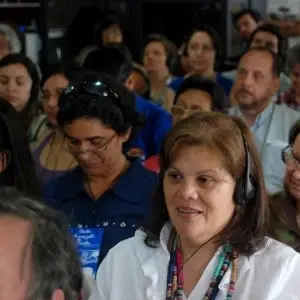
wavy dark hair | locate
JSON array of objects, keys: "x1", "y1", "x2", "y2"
[
  {"x1": 0, "y1": 53, "x2": 40, "y2": 131},
  {"x1": 0, "y1": 99, "x2": 40, "y2": 196},
  {"x1": 144, "y1": 112, "x2": 268, "y2": 255},
  {"x1": 57, "y1": 72, "x2": 145, "y2": 143}
]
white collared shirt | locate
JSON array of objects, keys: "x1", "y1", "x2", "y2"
[
  {"x1": 229, "y1": 103, "x2": 300, "y2": 194},
  {"x1": 89, "y1": 223, "x2": 300, "y2": 300}
]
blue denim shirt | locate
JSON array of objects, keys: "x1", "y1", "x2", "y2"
[
  {"x1": 43, "y1": 159, "x2": 158, "y2": 263},
  {"x1": 229, "y1": 103, "x2": 300, "y2": 194}
]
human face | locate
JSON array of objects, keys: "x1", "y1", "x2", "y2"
[
  {"x1": 42, "y1": 74, "x2": 69, "y2": 126},
  {"x1": 284, "y1": 135, "x2": 300, "y2": 202},
  {"x1": 143, "y1": 41, "x2": 168, "y2": 73},
  {"x1": 187, "y1": 31, "x2": 216, "y2": 75},
  {"x1": 172, "y1": 89, "x2": 212, "y2": 124},
  {"x1": 102, "y1": 24, "x2": 123, "y2": 45},
  {"x1": 251, "y1": 31, "x2": 279, "y2": 54},
  {"x1": 234, "y1": 50, "x2": 279, "y2": 111},
  {"x1": 0, "y1": 216, "x2": 31, "y2": 300},
  {"x1": 0, "y1": 63, "x2": 32, "y2": 112},
  {"x1": 0, "y1": 33, "x2": 10, "y2": 60},
  {"x1": 63, "y1": 118, "x2": 129, "y2": 176},
  {"x1": 291, "y1": 64, "x2": 300, "y2": 97},
  {"x1": 237, "y1": 13, "x2": 258, "y2": 40},
  {"x1": 163, "y1": 145, "x2": 235, "y2": 248}
]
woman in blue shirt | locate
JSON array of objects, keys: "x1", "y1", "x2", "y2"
[
  {"x1": 44, "y1": 72, "x2": 158, "y2": 266},
  {"x1": 169, "y1": 25, "x2": 233, "y2": 97}
]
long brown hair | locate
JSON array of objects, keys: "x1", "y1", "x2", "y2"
[{"x1": 144, "y1": 112, "x2": 269, "y2": 255}]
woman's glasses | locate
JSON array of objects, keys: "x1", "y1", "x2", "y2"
[
  {"x1": 62, "y1": 80, "x2": 121, "y2": 105},
  {"x1": 282, "y1": 145, "x2": 300, "y2": 169},
  {"x1": 64, "y1": 134, "x2": 116, "y2": 155}
]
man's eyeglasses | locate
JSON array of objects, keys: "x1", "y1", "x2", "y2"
[
  {"x1": 64, "y1": 134, "x2": 116, "y2": 155},
  {"x1": 282, "y1": 145, "x2": 300, "y2": 169}
]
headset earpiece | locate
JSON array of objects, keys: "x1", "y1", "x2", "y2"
[{"x1": 234, "y1": 134, "x2": 255, "y2": 205}]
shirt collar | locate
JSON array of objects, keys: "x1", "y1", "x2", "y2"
[
  {"x1": 233, "y1": 101, "x2": 275, "y2": 129},
  {"x1": 59, "y1": 160, "x2": 150, "y2": 204}
]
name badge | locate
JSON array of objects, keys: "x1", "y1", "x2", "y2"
[{"x1": 70, "y1": 227, "x2": 104, "y2": 278}]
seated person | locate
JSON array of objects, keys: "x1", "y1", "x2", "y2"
[
  {"x1": 0, "y1": 99, "x2": 40, "y2": 196},
  {"x1": 44, "y1": 73, "x2": 158, "y2": 266},
  {"x1": 90, "y1": 112, "x2": 300, "y2": 300},
  {"x1": 83, "y1": 44, "x2": 172, "y2": 160},
  {"x1": 0, "y1": 187, "x2": 82, "y2": 300},
  {"x1": 144, "y1": 75, "x2": 228, "y2": 172},
  {"x1": 277, "y1": 44, "x2": 300, "y2": 111},
  {"x1": 270, "y1": 120, "x2": 300, "y2": 251},
  {"x1": 169, "y1": 25, "x2": 234, "y2": 97},
  {"x1": 223, "y1": 23, "x2": 291, "y2": 93}
]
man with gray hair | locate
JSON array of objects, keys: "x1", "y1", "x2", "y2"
[{"x1": 0, "y1": 187, "x2": 82, "y2": 300}]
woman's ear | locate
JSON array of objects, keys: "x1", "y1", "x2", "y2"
[
  {"x1": 51, "y1": 289, "x2": 65, "y2": 300},
  {"x1": 121, "y1": 127, "x2": 132, "y2": 144}
]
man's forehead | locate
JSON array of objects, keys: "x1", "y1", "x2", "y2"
[{"x1": 239, "y1": 51, "x2": 272, "y2": 67}]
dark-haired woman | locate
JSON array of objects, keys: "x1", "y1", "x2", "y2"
[
  {"x1": 91, "y1": 112, "x2": 300, "y2": 300},
  {"x1": 31, "y1": 64, "x2": 77, "y2": 185},
  {"x1": 44, "y1": 73, "x2": 158, "y2": 266},
  {"x1": 144, "y1": 75, "x2": 229, "y2": 172},
  {"x1": 0, "y1": 53, "x2": 41, "y2": 140},
  {"x1": 270, "y1": 120, "x2": 300, "y2": 251},
  {"x1": 143, "y1": 34, "x2": 175, "y2": 109},
  {"x1": 0, "y1": 99, "x2": 40, "y2": 196},
  {"x1": 169, "y1": 25, "x2": 233, "y2": 97}
]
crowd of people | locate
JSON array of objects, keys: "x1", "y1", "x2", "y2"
[{"x1": 1, "y1": 7, "x2": 300, "y2": 300}]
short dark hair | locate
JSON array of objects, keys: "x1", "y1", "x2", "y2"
[
  {"x1": 0, "y1": 187, "x2": 82, "y2": 300},
  {"x1": 288, "y1": 120, "x2": 300, "y2": 145},
  {"x1": 249, "y1": 23, "x2": 287, "y2": 61},
  {"x1": 287, "y1": 44, "x2": 300, "y2": 72},
  {"x1": 144, "y1": 112, "x2": 268, "y2": 255},
  {"x1": 0, "y1": 99, "x2": 40, "y2": 196},
  {"x1": 240, "y1": 47, "x2": 282, "y2": 78},
  {"x1": 83, "y1": 43, "x2": 132, "y2": 84},
  {"x1": 57, "y1": 72, "x2": 145, "y2": 140},
  {"x1": 0, "y1": 54, "x2": 40, "y2": 130},
  {"x1": 41, "y1": 63, "x2": 74, "y2": 87},
  {"x1": 184, "y1": 24, "x2": 223, "y2": 57},
  {"x1": 233, "y1": 9, "x2": 263, "y2": 28},
  {"x1": 174, "y1": 75, "x2": 229, "y2": 111},
  {"x1": 143, "y1": 33, "x2": 177, "y2": 69}
]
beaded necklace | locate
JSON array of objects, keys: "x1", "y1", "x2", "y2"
[{"x1": 166, "y1": 236, "x2": 239, "y2": 300}]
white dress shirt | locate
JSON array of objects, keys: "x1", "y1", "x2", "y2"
[
  {"x1": 229, "y1": 103, "x2": 300, "y2": 194},
  {"x1": 89, "y1": 223, "x2": 300, "y2": 300}
]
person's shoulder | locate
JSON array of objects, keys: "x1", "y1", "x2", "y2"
[
  {"x1": 217, "y1": 73, "x2": 234, "y2": 85},
  {"x1": 253, "y1": 237, "x2": 300, "y2": 266},
  {"x1": 275, "y1": 103, "x2": 300, "y2": 122},
  {"x1": 131, "y1": 160, "x2": 158, "y2": 182}
]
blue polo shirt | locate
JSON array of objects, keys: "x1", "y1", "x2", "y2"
[
  {"x1": 43, "y1": 160, "x2": 158, "y2": 263},
  {"x1": 125, "y1": 95, "x2": 172, "y2": 159},
  {"x1": 169, "y1": 74, "x2": 234, "y2": 96}
]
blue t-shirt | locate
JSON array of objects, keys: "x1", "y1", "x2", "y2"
[
  {"x1": 43, "y1": 160, "x2": 158, "y2": 263},
  {"x1": 169, "y1": 74, "x2": 233, "y2": 96},
  {"x1": 125, "y1": 95, "x2": 172, "y2": 159}
]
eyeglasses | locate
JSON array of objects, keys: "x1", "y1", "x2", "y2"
[
  {"x1": 61, "y1": 80, "x2": 122, "y2": 106},
  {"x1": 65, "y1": 134, "x2": 116, "y2": 155},
  {"x1": 282, "y1": 145, "x2": 300, "y2": 169},
  {"x1": 171, "y1": 105, "x2": 206, "y2": 117}
]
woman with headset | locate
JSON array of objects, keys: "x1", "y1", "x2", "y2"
[
  {"x1": 90, "y1": 112, "x2": 300, "y2": 300},
  {"x1": 270, "y1": 120, "x2": 300, "y2": 251},
  {"x1": 143, "y1": 34, "x2": 176, "y2": 110}
]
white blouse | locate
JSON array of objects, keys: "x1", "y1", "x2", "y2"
[{"x1": 89, "y1": 223, "x2": 300, "y2": 300}]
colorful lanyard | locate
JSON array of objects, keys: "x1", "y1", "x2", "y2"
[{"x1": 166, "y1": 237, "x2": 238, "y2": 300}]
